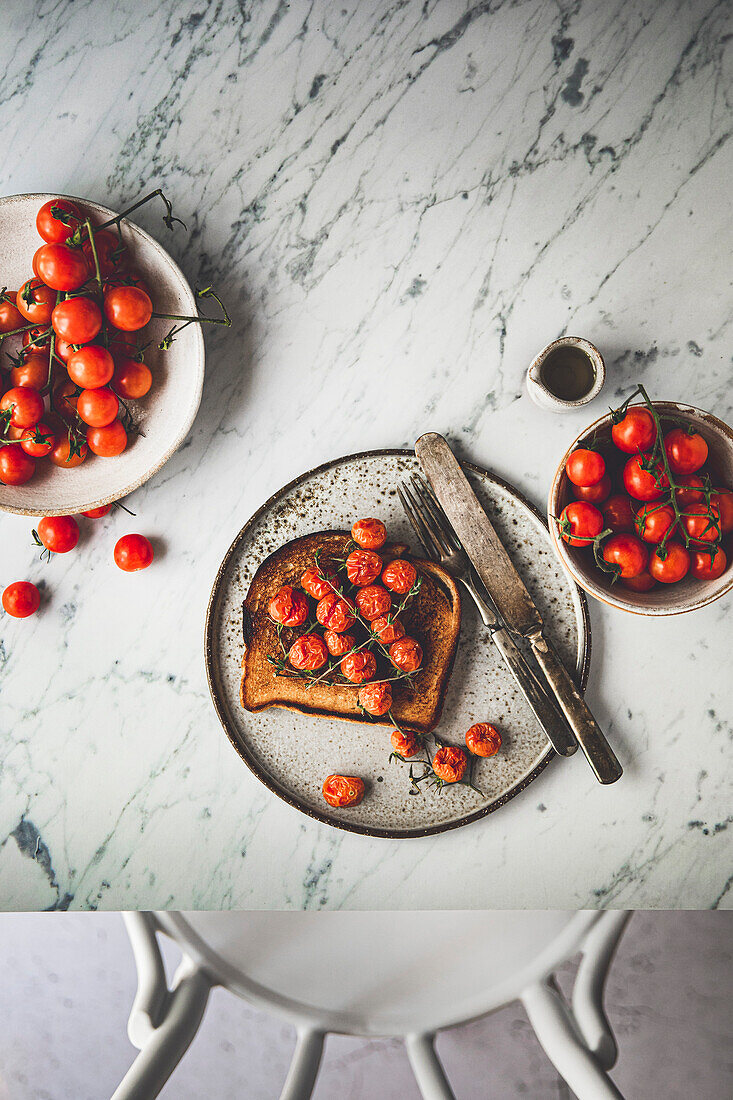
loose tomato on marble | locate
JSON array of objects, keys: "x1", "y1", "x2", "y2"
[
  {"x1": 36, "y1": 199, "x2": 83, "y2": 244},
  {"x1": 610, "y1": 407, "x2": 656, "y2": 454},
  {"x1": 621, "y1": 571, "x2": 656, "y2": 592},
  {"x1": 648, "y1": 542, "x2": 690, "y2": 584},
  {"x1": 565, "y1": 448, "x2": 605, "y2": 487},
  {"x1": 114, "y1": 533, "x2": 154, "y2": 572},
  {"x1": 358, "y1": 680, "x2": 392, "y2": 716},
  {"x1": 20, "y1": 423, "x2": 55, "y2": 458},
  {"x1": 268, "y1": 585, "x2": 309, "y2": 627},
  {"x1": 382, "y1": 559, "x2": 417, "y2": 594},
  {"x1": 67, "y1": 345, "x2": 114, "y2": 389},
  {"x1": 711, "y1": 489, "x2": 733, "y2": 534},
  {"x1": 573, "y1": 473, "x2": 611, "y2": 504},
  {"x1": 346, "y1": 549, "x2": 382, "y2": 587},
  {"x1": 389, "y1": 636, "x2": 423, "y2": 672},
  {"x1": 35, "y1": 242, "x2": 89, "y2": 291},
  {"x1": 316, "y1": 591, "x2": 356, "y2": 632},
  {"x1": 465, "y1": 722, "x2": 502, "y2": 757},
  {"x1": 82, "y1": 504, "x2": 113, "y2": 518},
  {"x1": 301, "y1": 565, "x2": 338, "y2": 600},
  {"x1": 323, "y1": 630, "x2": 355, "y2": 657},
  {"x1": 87, "y1": 419, "x2": 127, "y2": 457},
  {"x1": 601, "y1": 494, "x2": 636, "y2": 533},
  {"x1": 0, "y1": 444, "x2": 35, "y2": 484},
  {"x1": 634, "y1": 503, "x2": 677, "y2": 544},
  {"x1": 288, "y1": 633, "x2": 328, "y2": 671},
  {"x1": 355, "y1": 584, "x2": 391, "y2": 621},
  {"x1": 77, "y1": 387, "x2": 119, "y2": 428},
  {"x1": 664, "y1": 427, "x2": 708, "y2": 475},
  {"x1": 340, "y1": 650, "x2": 377, "y2": 684},
  {"x1": 371, "y1": 615, "x2": 405, "y2": 644},
  {"x1": 351, "y1": 517, "x2": 386, "y2": 550},
  {"x1": 112, "y1": 357, "x2": 152, "y2": 400},
  {"x1": 51, "y1": 296, "x2": 102, "y2": 344},
  {"x1": 49, "y1": 433, "x2": 87, "y2": 468},
  {"x1": 391, "y1": 729, "x2": 421, "y2": 759},
  {"x1": 622, "y1": 453, "x2": 668, "y2": 501},
  {"x1": 37, "y1": 515, "x2": 79, "y2": 554},
  {"x1": 11, "y1": 353, "x2": 49, "y2": 390},
  {"x1": 681, "y1": 503, "x2": 720, "y2": 544},
  {"x1": 104, "y1": 285, "x2": 152, "y2": 331},
  {"x1": 2, "y1": 581, "x2": 40, "y2": 618},
  {"x1": 690, "y1": 547, "x2": 727, "y2": 581},
  {"x1": 432, "y1": 745, "x2": 467, "y2": 784},
  {"x1": 601, "y1": 533, "x2": 648, "y2": 579},
  {"x1": 0, "y1": 290, "x2": 24, "y2": 333},
  {"x1": 16, "y1": 279, "x2": 56, "y2": 325},
  {"x1": 558, "y1": 501, "x2": 603, "y2": 547},
  {"x1": 322, "y1": 775, "x2": 365, "y2": 808},
  {"x1": 0, "y1": 386, "x2": 44, "y2": 428}
]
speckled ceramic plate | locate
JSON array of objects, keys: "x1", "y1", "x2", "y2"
[{"x1": 205, "y1": 451, "x2": 590, "y2": 838}]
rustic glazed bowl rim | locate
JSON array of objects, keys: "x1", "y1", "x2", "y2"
[
  {"x1": 204, "y1": 448, "x2": 592, "y2": 840},
  {"x1": 548, "y1": 401, "x2": 733, "y2": 616},
  {"x1": 0, "y1": 192, "x2": 205, "y2": 516}
]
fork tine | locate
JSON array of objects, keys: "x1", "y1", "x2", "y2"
[
  {"x1": 408, "y1": 475, "x2": 455, "y2": 554},
  {"x1": 398, "y1": 483, "x2": 441, "y2": 561}
]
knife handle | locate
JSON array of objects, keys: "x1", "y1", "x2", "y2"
[
  {"x1": 527, "y1": 630, "x2": 623, "y2": 785},
  {"x1": 491, "y1": 627, "x2": 578, "y2": 758}
]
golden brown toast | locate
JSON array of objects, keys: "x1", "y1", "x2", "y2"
[{"x1": 240, "y1": 531, "x2": 461, "y2": 735}]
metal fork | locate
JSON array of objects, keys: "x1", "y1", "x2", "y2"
[{"x1": 399, "y1": 475, "x2": 578, "y2": 758}]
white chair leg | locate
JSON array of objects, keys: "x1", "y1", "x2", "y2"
[
  {"x1": 405, "y1": 1033, "x2": 457, "y2": 1100},
  {"x1": 573, "y1": 911, "x2": 631, "y2": 1069},
  {"x1": 523, "y1": 979, "x2": 625, "y2": 1100},
  {"x1": 279, "y1": 1028, "x2": 325, "y2": 1100},
  {"x1": 123, "y1": 912, "x2": 169, "y2": 1047},
  {"x1": 111, "y1": 960, "x2": 211, "y2": 1100}
]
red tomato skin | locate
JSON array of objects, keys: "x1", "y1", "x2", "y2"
[
  {"x1": 465, "y1": 722, "x2": 502, "y2": 757},
  {"x1": 710, "y1": 489, "x2": 733, "y2": 534},
  {"x1": 559, "y1": 501, "x2": 603, "y2": 547},
  {"x1": 573, "y1": 473, "x2": 611, "y2": 504},
  {"x1": 21, "y1": 423, "x2": 55, "y2": 458},
  {"x1": 268, "y1": 585, "x2": 309, "y2": 627},
  {"x1": 67, "y1": 345, "x2": 114, "y2": 389},
  {"x1": 355, "y1": 584, "x2": 392, "y2": 621},
  {"x1": 77, "y1": 387, "x2": 120, "y2": 428},
  {"x1": 358, "y1": 680, "x2": 392, "y2": 715},
  {"x1": 2, "y1": 581, "x2": 41, "y2": 618},
  {"x1": 602, "y1": 494, "x2": 636, "y2": 533},
  {"x1": 382, "y1": 559, "x2": 417, "y2": 594},
  {"x1": 634, "y1": 503, "x2": 677, "y2": 544},
  {"x1": 673, "y1": 475, "x2": 705, "y2": 508},
  {"x1": 51, "y1": 297, "x2": 102, "y2": 344},
  {"x1": 82, "y1": 504, "x2": 113, "y2": 518},
  {"x1": 104, "y1": 286, "x2": 153, "y2": 331},
  {"x1": 345, "y1": 549, "x2": 382, "y2": 587},
  {"x1": 301, "y1": 565, "x2": 337, "y2": 600},
  {"x1": 0, "y1": 444, "x2": 35, "y2": 484},
  {"x1": 0, "y1": 291, "x2": 24, "y2": 333},
  {"x1": 11, "y1": 354, "x2": 49, "y2": 390},
  {"x1": 690, "y1": 547, "x2": 727, "y2": 581},
  {"x1": 323, "y1": 630, "x2": 355, "y2": 657},
  {"x1": 36, "y1": 199, "x2": 83, "y2": 243},
  {"x1": 114, "y1": 533, "x2": 154, "y2": 572},
  {"x1": 601, "y1": 534, "x2": 648, "y2": 579},
  {"x1": 351, "y1": 518, "x2": 386, "y2": 550},
  {"x1": 87, "y1": 420, "x2": 127, "y2": 457},
  {"x1": 50, "y1": 435, "x2": 87, "y2": 468},
  {"x1": 37, "y1": 515, "x2": 79, "y2": 554},
  {"x1": 322, "y1": 775, "x2": 365, "y2": 808},
  {"x1": 371, "y1": 615, "x2": 405, "y2": 644},
  {"x1": 682, "y1": 503, "x2": 720, "y2": 544},
  {"x1": 391, "y1": 729, "x2": 421, "y2": 758},
  {"x1": 112, "y1": 358, "x2": 152, "y2": 400},
  {"x1": 16, "y1": 279, "x2": 56, "y2": 325},
  {"x1": 622, "y1": 453, "x2": 669, "y2": 501},
  {"x1": 432, "y1": 746, "x2": 467, "y2": 783},
  {"x1": 621, "y1": 571, "x2": 656, "y2": 592},
  {"x1": 0, "y1": 386, "x2": 44, "y2": 428},
  {"x1": 611, "y1": 407, "x2": 656, "y2": 454},
  {"x1": 565, "y1": 448, "x2": 605, "y2": 487},
  {"x1": 35, "y1": 243, "x2": 89, "y2": 291},
  {"x1": 316, "y1": 592, "x2": 356, "y2": 632},
  {"x1": 340, "y1": 650, "x2": 377, "y2": 684},
  {"x1": 664, "y1": 428, "x2": 708, "y2": 475},
  {"x1": 288, "y1": 633, "x2": 328, "y2": 671},
  {"x1": 648, "y1": 542, "x2": 690, "y2": 584},
  {"x1": 389, "y1": 637, "x2": 423, "y2": 672}
]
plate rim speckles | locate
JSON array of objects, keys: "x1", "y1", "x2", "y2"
[{"x1": 204, "y1": 449, "x2": 591, "y2": 839}]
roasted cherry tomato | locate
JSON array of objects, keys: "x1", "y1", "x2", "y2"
[
  {"x1": 391, "y1": 729, "x2": 421, "y2": 759},
  {"x1": 621, "y1": 571, "x2": 656, "y2": 592},
  {"x1": 355, "y1": 584, "x2": 391, "y2": 621},
  {"x1": 288, "y1": 633, "x2": 328, "y2": 671},
  {"x1": 77, "y1": 387, "x2": 120, "y2": 428},
  {"x1": 565, "y1": 448, "x2": 605, "y2": 487},
  {"x1": 114, "y1": 533, "x2": 154, "y2": 572},
  {"x1": 37, "y1": 515, "x2": 79, "y2": 554},
  {"x1": 340, "y1": 650, "x2": 377, "y2": 683},
  {"x1": 268, "y1": 585, "x2": 309, "y2": 627},
  {"x1": 35, "y1": 243, "x2": 89, "y2": 291},
  {"x1": 573, "y1": 473, "x2": 611, "y2": 504},
  {"x1": 322, "y1": 774, "x2": 365, "y2": 808},
  {"x1": 673, "y1": 474, "x2": 705, "y2": 508},
  {"x1": 104, "y1": 285, "x2": 153, "y2": 331},
  {"x1": 87, "y1": 420, "x2": 128, "y2": 457},
  {"x1": 301, "y1": 564, "x2": 337, "y2": 599},
  {"x1": 2, "y1": 581, "x2": 40, "y2": 618},
  {"x1": 0, "y1": 444, "x2": 35, "y2": 484},
  {"x1": 16, "y1": 278, "x2": 56, "y2": 325},
  {"x1": 610, "y1": 407, "x2": 656, "y2": 454},
  {"x1": 112, "y1": 357, "x2": 152, "y2": 400},
  {"x1": 351, "y1": 517, "x2": 387, "y2": 550},
  {"x1": 634, "y1": 503, "x2": 677, "y2": 544},
  {"x1": 316, "y1": 591, "x2": 356, "y2": 632},
  {"x1": 346, "y1": 549, "x2": 383, "y2": 586},
  {"x1": 50, "y1": 433, "x2": 87, "y2": 468},
  {"x1": 382, "y1": 559, "x2": 417, "y2": 594},
  {"x1": 648, "y1": 541, "x2": 690, "y2": 584},
  {"x1": 51, "y1": 296, "x2": 102, "y2": 344},
  {"x1": 682, "y1": 503, "x2": 720, "y2": 544},
  {"x1": 358, "y1": 681, "x2": 392, "y2": 716},
  {"x1": 465, "y1": 722, "x2": 502, "y2": 758},
  {"x1": 36, "y1": 199, "x2": 83, "y2": 243},
  {"x1": 67, "y1": 345, "x2": 114, "y2": 388},
  {"x1": 371, "y1": 615, "x2": 405, "y2": 644},
  {"x1": 601, "y1": 494, "x2": 636, "y2": 533},
  {"x1": 664, "y1": 427, "x2": 708, "y2": 475},
  {"x1": 0, "y1": 290, "x2": 24, "y2": 333},
  {"x1": 558, "y1": 501, "x2": 603, "y2": 547},
  {"x1": 82, "y1": 504, "x2": 113, "y2": 518},
  {"x1": 20, "y1": 422, "x2": 55, "y2": 458},
  {"x1": 622, "y1": 453, "x2": 668, "y2": 501},
  {"x1": 389, "y1": 636, "x2": 423, "y2": 672},
  {"x1": 601, "y1": 533, "x2": 648, "y2": 579},
  {"x1": 0, "y1": 386, "x2": 44, "y2": 428},
  {"x1": 11, "y1": 353, "x2": 49, "y2": 390},
  {"x1": 432, "y1": 745, "x2": 467, "y2": 783},
  {"x1": 690, "y1": 547, "x2": 727, "y2": 580},
  {"x1": 711, "y1": 488, "x2": 733, "y2": 534},
  {"x1": 323, "y1": 630, "x2": 355, "y2": 657}
]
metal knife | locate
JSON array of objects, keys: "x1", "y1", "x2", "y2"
[{"x1": 415, "y1": 432, "x2": 622, "y2": 785}]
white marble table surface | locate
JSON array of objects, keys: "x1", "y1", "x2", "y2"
[{"x1": 0, "y1": 0, "x2": 730, "y2": 911}]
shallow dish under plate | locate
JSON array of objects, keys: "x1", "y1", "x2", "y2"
[{"x1": 205, "y1": 450, "x2": 590, "y2": 839}]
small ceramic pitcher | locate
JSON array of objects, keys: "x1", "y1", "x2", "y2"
[{"x1": 526, "y1": 336, "x2": 605, "y2": 411}]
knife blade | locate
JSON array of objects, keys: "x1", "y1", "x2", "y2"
[{"x1": 415, "y1": 432, "x2": 622, "y2": 785}]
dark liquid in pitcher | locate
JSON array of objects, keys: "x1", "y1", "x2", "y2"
[{"x1": 541, "y1": 347, "x2": 595, "y2": 401}]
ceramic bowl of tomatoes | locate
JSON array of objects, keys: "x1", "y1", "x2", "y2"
[
  {"x1": 0, "y1": 193, "x2": 204, "y2": 516},
  {"x1": 548, "y1": 399, "x2": 733, "y2": 615}
]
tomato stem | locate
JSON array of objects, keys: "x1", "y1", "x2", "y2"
[{"x1": 97, "y1": 188, "x2": 186, "y2": 234}]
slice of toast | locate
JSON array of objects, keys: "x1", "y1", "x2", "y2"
[{"x1": 240, "y1": 531, "x2": 461, "y2": 735}]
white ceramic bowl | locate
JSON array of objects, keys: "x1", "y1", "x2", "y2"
[
  {"x1": 0, "y1": 193, "x2": 204, "y2": 516},
  {"x1": 548, "y1": 402, "x2": 733, "y2": 616}
]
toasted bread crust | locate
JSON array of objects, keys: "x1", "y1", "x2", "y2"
[{"x1": 240, "y1": 531, "x2": 460, "y2": 734}]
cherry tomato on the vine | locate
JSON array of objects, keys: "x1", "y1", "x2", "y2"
[
  {"x1": 20, "y1": 422, "x2": 55, "y2": 457},
  {"x1": 673, "y1": 474, "x2": 705, "y2": 508},
  {"x1": 565, "y1": 448, "x2": 605, "y2": 487},
  {"x1": 114, "y1": 533, "x2": 154, "y2": 572},
  {"x1": 622, "y1": 453, "x2": 668, "y2": 501},
  {"x1": 0, "y1": 291, "x2": 24, "y2": 333},
  {"x1": 37, "y1": 515, "x2": 79, "y2": 554},
  {"x1": 323, "y1": 630, "x2": 355, "y2": 657},
  {"x1": 113, "y1": 357, "x2": 152, "y2": 399},
  {"x1": 87, "y1": 420, "x2": 128, "y2": 457},
  {"x1": 2, "y1": 581, "x2": 40, "y2": 618},
  {"x1": 16, "y1": 278, "x2": 56, "y2": 325},
  {"x1": 573, "y1": 473, "x2": 611, "y2": 504},
  {"x1": 664, "y1": 428, "x2": 708, "y2": 475},
  {"x1": 35, "y1": 243, "x2": 89, "y2": 291},
  {"x1": 36, "y1": 199, "x2": 83, "y2": 244},
  {"x1": 690, "y1": 547, "x2": 727, "y2": 581},
  {"x1": 104, "y1": 285, "x2": 153, "y2": 331},
  {"x1": 558, "y1": 501, "x2": 603, "y2": 547},
  {"x1": 648, "y1": 541, "x2": 690, "y2": 584},
  {"x1": 0, "y1": 444, "x2": 35, "y2": 484},
  {"x1": 301, "y1": 565, "x2": 337, "y2": 600},
  {"x1": 601, "y1": 533, "x2": 648, "y2": 579},
  {"x1": 634, "y1": 503, "x2": 677, "y2": 544},
  {"x1": 22, "y1": 326, "x2": 51, "y2": 354},
  {"x1": 621, "y1": 571, "x2": 656, "y2": 592},
  {"x1": 51, "y1": 296, "x2": 102, "y2": 344},
  {"x1": 611, "y1": 407, "x2": 656, "y2": 454},
  {"x1": 67, "y1": 345, "x2": 114, "y2": 389},
  {"x1": 601, "y1": 494, "x2": 636, "y2": 533},
  {"x1": 11, "y1": 353, "x2": 49, "y2": 390},
  {"x1": 77, "y1": 387, "x2": 119, "y2": 428},
  {"x1": 82, "y1": 229, "x2": 126, "y2": 277},
  {"x1": 682, "y1": 503, "x2": 720, "y2": 544},
  {"x1": 0, "y1": 386, "x2": 44, "y2": 428},
  {"x1": 710, "y1": 488, "x2": 733, "y2": 534},
  {"x1": 49, "y1": 434, "x2": 87, "y2": 468}
]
